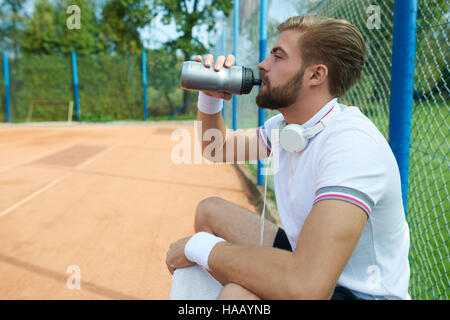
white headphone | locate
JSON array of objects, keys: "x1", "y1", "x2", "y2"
[{"x1": 278, "y1": 104, "x2": 342, "y2": 152}]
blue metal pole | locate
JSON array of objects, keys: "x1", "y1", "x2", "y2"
[
  {"x1": 3, "y1": 52, "x2": 11, "y2": 123},
  {"x1": 214, "y1": 39, "x2": 219, "y2": 61},
  {"x1": 232, "y1": 0, "x2": 239, "y2": 131},
  {"x1": 214, "y1": 38, "x2": 220, "y2": 116},
  {"x1": 222, "y1": 22, "x2": 227, "y2": 118},
  {"x1": 257, "y1": 0, "x2": 267, "y2": 186},
  {"x1": 71, "y1": 51, "x2": 80, "y2": 121},
  {"x1": 142, "y1": 50, "x2": 148, "y2": 121},
  {"x1": 388, "y1": 0, "x2": 418, "y2": 218}
]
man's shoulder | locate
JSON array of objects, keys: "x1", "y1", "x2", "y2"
[{"x1": 324, "y1": 104, "x2": 390, "y2": 150}]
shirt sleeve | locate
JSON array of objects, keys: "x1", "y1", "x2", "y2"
[
  {"x1": 314, "y1": 127, "x2": 389, "y2": 217},
  {"x1": 257, "y1": 113, "x2": 284, "y2": 153}
]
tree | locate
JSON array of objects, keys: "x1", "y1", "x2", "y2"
[
  {"x1": 100, "y1": 0, "x2": 155, "y2": 55},
  {"x1": 0, "y1": 0, "x2": 28, "y2": 58},
  {"x1": 155, "y1": 0, "x2": 233, "y2": 113},
  {"x1": 20, "y1": 0, "x2": 59, "y2": 54},
  {"x1": 57, "y1": 0, "x2": 105, "y2": 55},
  {"x1": 20, "y1": 0, "x2": 104, "y2": 55}
]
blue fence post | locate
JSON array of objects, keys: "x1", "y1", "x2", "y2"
[
  {"x1": 214, "y1": 39, "x2": 219, "y2": 62},
  {"x1": 71, "y1": 51, "x2": 80, "y2": 121},
  {"x1": 142, "y1": 50, "x2": 148, "y2": 121},
  {"x1": 232, "y1": 0, "x2": 239, "y2": 131},
  {"x1": 388, "y1": 0, "x2": 418, "y2": 218},
  {"x1": 221, "y1": 22, "x2": 227, "y2": 119},
  {"x1": 3, "y1": 52, "x2": 11, "y2": 123},
  {"x1": 257, "y1": 0, "x2": 267, "y2": 186}
]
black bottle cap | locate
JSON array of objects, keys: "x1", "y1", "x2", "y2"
[
  {"x1": 241, "y1": 67, "x2": 257, "y2": 94},
  {"x1": 253, "y1": 79, "x2": 262, "y2": 86}
]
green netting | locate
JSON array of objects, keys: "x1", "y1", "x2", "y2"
[
  {"x1": 0, "y1": 51, "x2": 189, "y2": 122},
  {"x1": 7, "y1": 54, "x2": 72, "y2": 122},
  {"x1": 406, "y1": 0, "x2": 449, "y2": 300},
  {"x1": 76, "y1": 54, "x2": 143, "y2": 121}
]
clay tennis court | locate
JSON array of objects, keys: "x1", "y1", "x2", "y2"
[{"x1": 0, "y1": 122, "x2": 256, "y2": 299}]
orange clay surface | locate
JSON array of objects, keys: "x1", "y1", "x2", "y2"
[{"x1": 0, "y1": 122, "x2": 256, "y2": 299}]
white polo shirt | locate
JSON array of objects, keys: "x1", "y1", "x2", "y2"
[{"x1": 258, "y1": 98, "x2": 411, "y2": 300}]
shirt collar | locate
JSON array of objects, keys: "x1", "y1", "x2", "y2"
[{"x1": 300, "y1": 98, "x2": 338, "y2": 129}]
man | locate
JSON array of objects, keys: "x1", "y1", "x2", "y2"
[{"x1": 166, "y1": 15, "x2": 410, "y2": 300}]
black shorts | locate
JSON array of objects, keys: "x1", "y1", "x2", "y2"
[{"x1": 272, "y1": 228, "x2": 362, "y2": 300}]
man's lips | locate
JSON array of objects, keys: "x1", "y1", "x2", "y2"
[
  {"x1": 261, "y1": 81, "x2": 269, "y2": 89},
  {"x1": 260, "y1": 75, "x2": 269, "y2": 87}
]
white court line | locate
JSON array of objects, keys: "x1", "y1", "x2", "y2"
[
  {"x1": 0, "y1": 175, "x2": 67, "y2": 218},
  {"x1": 0, "y1": 142, "x2": 123, "y2": 218}
]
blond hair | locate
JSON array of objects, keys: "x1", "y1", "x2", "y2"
[{"x1": 278, "y1": 15, "x2": 366, "y2": 97}]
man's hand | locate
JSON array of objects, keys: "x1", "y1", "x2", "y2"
[
  {"x1": 194, "y1": 54, "x2": 235, "y2": 101},
  {"x1": 166, "y1": 236, "x2": 195, "y2": 274}
]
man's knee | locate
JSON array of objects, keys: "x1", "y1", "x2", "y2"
[{"x1": 194, "y1": 196, "x2": 224, "y2": 233}]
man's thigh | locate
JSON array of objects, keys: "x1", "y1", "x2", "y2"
[{"x1": 195, "y1": 196, "x2": 279, "y2": 248}]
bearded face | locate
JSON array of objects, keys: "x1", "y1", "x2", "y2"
[{"x1": 256, "y1": 67, "x2": 305, "y2": 110}]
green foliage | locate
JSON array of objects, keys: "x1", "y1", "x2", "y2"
[
  {"x1": 0, "y1": 0, "x2": 28, "y2": 57},
  {"x1": 100, "y1": 0, "x2": 155, "y2": 54},
  {"x1": 19, "y1": 0, "x2": 155, "y2": 56},
  {"x1": 153, "y1": 0, "x2": 233, "y2": 114},
  {"x1": 0, "y1": 58, "x2": 4, "y2": 122},
  {"x1": 414, "y1": 0, "x2": 449, "y2": 98},
  {"x1": 2, "y1": 49, "x2": 193, "y2": 122},
  {"x1": 76, "y1": 53, "x2": 143, "y2": 121},
  {"x1": 20, "y1": 0, "x2": 59, "y2": 54},
  {"x1": 146, "y1": 47, "x2": 186, "y2": 115},
  {"x1": 7, "y1": 54, "x2": 72, "y2": 121},
  {"x1": 155, "y1": 0, "x2": 233, "y2": 58},
  {"x1": 20, "y1": 0, "x2": 104, "y2": 55},
  {"x1": 58, "y1": 0, "x2": 105, "y2": 55},
  {"x1": 0, "y1": 0, "x2": 235, "y2": 119}
]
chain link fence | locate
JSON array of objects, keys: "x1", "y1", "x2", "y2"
[
  {"x1": 218, "y1": 0, "x2": 448, "y2": 300},
  {"x1": 407, "y1": 0, "x2": 449, "y2": 300},
  {"x1": 0, "y1": 51, "x2": 190, "y2": 123}
]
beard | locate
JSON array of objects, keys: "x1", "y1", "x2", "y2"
[{"x1": 256, "y1": 68, "x2": 305, "y2": 110}]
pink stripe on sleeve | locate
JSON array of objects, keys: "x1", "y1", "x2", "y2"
[{"x1": 314, "y1": 193, "x2": 371, "y2": 214}]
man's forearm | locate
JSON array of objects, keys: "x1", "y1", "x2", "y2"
[
  {"x1": 197, "y1": 109, "x2": 227, "y2": 154},
  {"x1": 208, "y1": 242, "x2": 299, "y2": 299}
]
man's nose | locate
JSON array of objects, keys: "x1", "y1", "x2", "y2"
[{"x1": 257, "y1": 58, "x2": 269, "y2": 72}]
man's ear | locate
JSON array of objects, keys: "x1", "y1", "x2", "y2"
[{"x1": 307, "y1": 64, "x2": 328, "y2": 87}]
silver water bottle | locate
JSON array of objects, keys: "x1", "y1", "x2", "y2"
[{"x1": 180, "y1": 61, "x2": 262, "y2": 95}]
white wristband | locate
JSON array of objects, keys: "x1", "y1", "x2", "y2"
[
  {"x1": 197, "y1": 91, "x2": 223, "y2": 114},
  {"x1": 184, "y1": 232, "x2": 226, "y2": 270}
]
